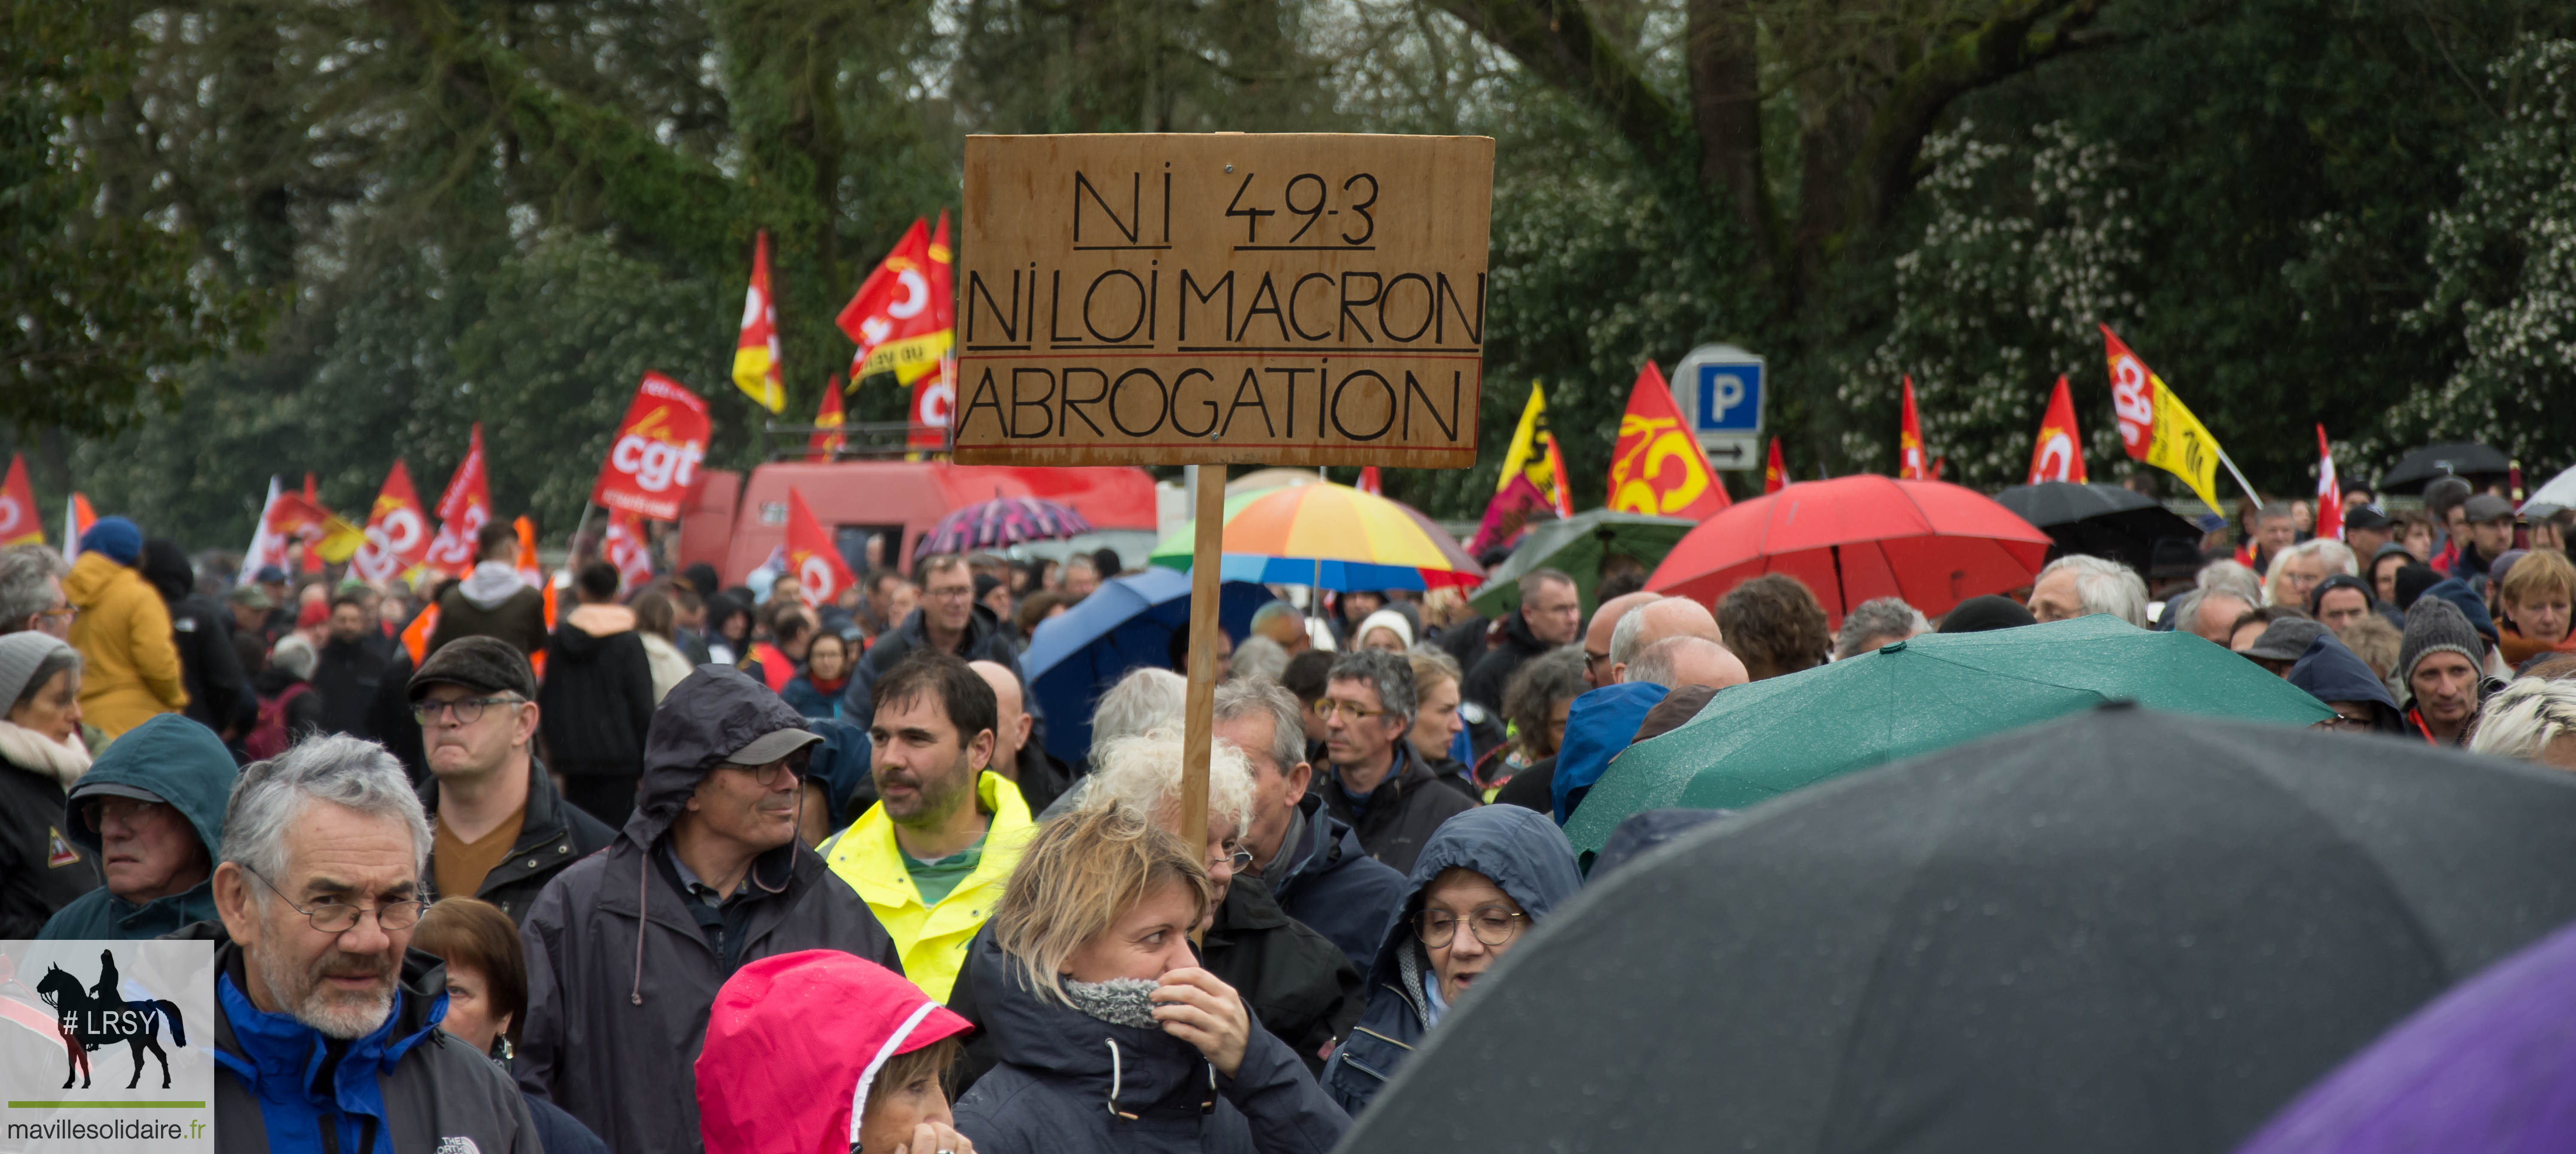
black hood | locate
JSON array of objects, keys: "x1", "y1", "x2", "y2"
[
  {"x1": 547, "y1": 620, "x2": 620, "y2": 664},
  {"x1": 966, "y1": 933, "x2": 1214, "y2": 1118},
  {"x1": 625, "y1": 664, "x2": 811, "y2": 846}
]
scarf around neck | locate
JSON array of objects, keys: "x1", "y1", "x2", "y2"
[{"x1": 0, "y1": 718, "x2": 90, "y2": 788}]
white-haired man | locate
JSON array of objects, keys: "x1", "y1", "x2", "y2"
[
  {"x1": 196, "y1": 734, "x2": 538, "y2": 1154},
  {"x1": 2028, "y1": 554, "x2": 2151, "y2": 628}
]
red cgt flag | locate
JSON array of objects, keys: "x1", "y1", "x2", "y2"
[
  {"x1": 593, "y1": 373, "x2": 712, "y2": 522},
  {"x1": 0, "y1": 455, "x2": 43, "y2": 546},
  {"x1": 840, "y1": 217, "x2": 954, "y2": 388},
  {"x1": 784, "y1": 488, "x2": 856, "y2": 609},
  {"x1": 2026, "y1": 376, "x2": 2089, "y2": 485},
  {"x1": 1765, "y1": 438, "x2": 1786, "y2": 494},
  {"x1": 1898, "y1": 376, "x2": 1929, "y2": 480},
  {"x1": 1606, "y1": 362, "x2": 1731, "y2": 520},
  {"x1": 351, "y1": 460, "x2": 431, "y2": 585},
  {"x1": 422, "y1": 425, "x2": 492, "y2": 574},
  {"x1": 604, "y1": 512, "x2": 656, "y2": 592}
]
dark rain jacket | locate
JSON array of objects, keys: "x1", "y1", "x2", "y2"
[
  {"x1": 184, "y1": 923, "x2": 539, "y2": 1154},
  {"x1": 2287, "y1": 632, "x2": 2406, "y2": 734},
  {"x1": 536, "y1": 609, "x2": 656, "y2": 781},
  {"x1": 1203, "y1": 875, "x2": 1364, "y2": 1075},
  {"x1": 1460, "y1": 610, "x2": 1551, "y2": 712},
  {"x1": 1313, "y1": 742, "x2": 1478, "y2": 876},
  {"x1": 1319, "y1": 805, "x2": 1584, "y2": 1116},
  {"x1": 0, "y1": 740, "x2": 94, "y2": 939},
  {"x1": 841, "y1": 605, "x2": 1022, "y2": 728},
  {"x1": 515, "y1": 664, "x2": 902, "y2": 1154},
  {"x1": 949, "y1": 934, "x2": 1351, "y2": 1154},
  {"x1": 165, "y1": 591, "x2": 251, "y2": 737},
  {"x1": 42, "y1": 714, "x2": 235, "y2": 939},
  {"x1": 416, "y1": 755, "x2": 616, "y2": 923},
  {"x1": 315, "y1": 633, "x2": 397, "y2": 739},
  {"x1": 1265, "y1": 794, "x2": 1408, "y2": 975}
]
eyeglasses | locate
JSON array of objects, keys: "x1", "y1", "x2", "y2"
[
  {"x1": 1312, "y1": 699, "x2": 1388, "y2": 722},
  {"x1": 411, "y1": 695, "x2": 523, "y2": 727},
  {"x1": 2323, "y1": 713, "x2": 2375, "y2": 732},
  {"x1": 241, "y1": 867, "x2": 426, "y2": 933},
  {"x1": 82, "y1": 797, "x2": 166, "y2": 833},
  {"x1": 924, "y1": 585, "x2": 975, "y2": 601},
  {"x1": 1209, "y1": 845, "x2": 1253, "y2": 873},
  {"x1": 1415, "y1": 905, "x2": 1527, "y2": 948},
  {"x1": 728, "y1": 755, "x2": 808, "y2": 788}
]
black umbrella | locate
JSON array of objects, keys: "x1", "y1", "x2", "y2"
[
  {"x1": 1993, "y1": 481, "x2": 2198, "y2": 572},
  {"x1": 1342, "y1": 705, "x2": 2576, "y2": 1154},
  {"x1": 2377, "y1": 441, "x2": 2510, "y2": 493}
]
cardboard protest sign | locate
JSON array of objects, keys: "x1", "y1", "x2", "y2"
[{"x1": 952, "y1": 133, "x2": 1494, "y2": 468}]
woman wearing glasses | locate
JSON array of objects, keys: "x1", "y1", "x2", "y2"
[{"x1": 1320, "y1": 804, "x2": 1583, "y2": 1115}]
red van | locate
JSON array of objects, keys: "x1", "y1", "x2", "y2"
[{"x1": 676, "y1": 460, "x2": 1159, "y2": 585}]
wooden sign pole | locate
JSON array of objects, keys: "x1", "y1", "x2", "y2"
[{"x1": 1179, "y1": 464, "x2": 1225, "y2": 865}]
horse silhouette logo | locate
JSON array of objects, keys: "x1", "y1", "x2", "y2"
[{"x1": 33, "y1": 948, "x2": 186, "y2": 1090}]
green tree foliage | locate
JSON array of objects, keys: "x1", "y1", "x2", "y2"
[{"x1": 0, "y1": 4, "x2": 272, "y2": 439}]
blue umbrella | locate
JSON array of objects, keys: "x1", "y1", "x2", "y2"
[{"x1": 1022, "y1": 568, "x2": 1277, "y2": 764}]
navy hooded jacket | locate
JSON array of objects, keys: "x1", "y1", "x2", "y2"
[
  {"x1": 1319, "y1": 805, "x2": 1584, "y2": 1115},
  {"x1": 41, "y1": 714, "x2": 235, "y2": 939},
  {"x1": 2287, "y1": 633, "x2": 2404, "y2": 733}
]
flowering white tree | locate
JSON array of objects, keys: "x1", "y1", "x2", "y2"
[
  {"x1": 1841, "y1": 121, "x2": 2142, "y2": 487},
  {"x1": 2376, "y1": 38, "x2": 2576, "y2": 477}
]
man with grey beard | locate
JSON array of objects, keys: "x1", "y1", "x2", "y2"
[{"x1": 191, "y1": 733, "x2": 537, "y2": 1154}]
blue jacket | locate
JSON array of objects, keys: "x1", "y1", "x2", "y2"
[
  {"x1": 950, "y1": 934, "x2": 1349, "y2": 1154},
  {"x1": 1267, "y1": 794, "x2": 1408, "y2": 976},
  {"x1": 1319, "y1": 805, "x2": 1583, "y2": 1115},
  {"x1": 1549, "y1": 683, "x2": 1668, "y2": 824},
  {"x1": 2287, "y1": 632, "x2": 2404, "y2": 732},
  {"x1": 41, "y1": 715, "x2": 235, "y2": 940},
  {"x1": 191, "y1": 924, "x2": 538, "y2": 1154},
  {"x1": 778, "y1": 675, "x2": 843, "y2": 721}
]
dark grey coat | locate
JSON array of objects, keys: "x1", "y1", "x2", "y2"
[
  {"x1": 515, "y1": 665, "x2": 902, "y2": 1154},
  {"x1": 950, "y1": 934, "x2": 1350, "y2": 1154}
]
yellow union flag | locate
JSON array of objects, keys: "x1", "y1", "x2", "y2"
[{"x1": 2146, "y1": 384, "x2": 2225, "y2": 513}]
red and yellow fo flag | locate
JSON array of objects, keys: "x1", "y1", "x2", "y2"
[
  {"x1": 593, "y1": 373, "x2": 712, "y2": 522},
  {"x1": 2026, "y1": 376, "x2": 2089, "y2": 485},
  {"x1": 783, "y1": 488, "x2": 856, "y2": 609},
  {"x1": 808, "y1": 374, "x2": 846, "y2": 462},
  {"x1": 1765, "y1": 438, "x2": 1786, "y2": 494},
  {"x1": 839, "y1": 215, "x2": 958, "y2": 451},
  {"x1": 1606, "y1": 362, "x2": 1731, "y2": 519},
  {"x1": 1898, "y1": 376, "x2": 1930, "y2": 479},
  {"x1": 733, "y1": 231, "x2": 786, "y2": 413},
  {"x1": 0, "y1": 455, "x2": 44, "y2": 546},
  {"x1": 351, "y1": 460, "x2": 431, "y2": 585}
]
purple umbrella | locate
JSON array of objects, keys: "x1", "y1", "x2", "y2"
[
  {"x1": 914, "y1": 496, "x2": 1094, "y2": 559},
  {"x1": 2237, "y1": 917, "x2": 2576, "y2": 1154}
]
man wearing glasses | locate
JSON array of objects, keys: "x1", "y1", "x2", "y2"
[
  {"x1": 843, "y1": 553, "x2": 1021, "y2": 729},
  {"x1": 407, "y1": 637, "x2": 614, "y2": 922},
  {"x1": 516, "y1": 664, "x2": 902, "y2": 1154},
  {"x1": 1313, "y1": 650, "x2": 1476, "y2": 875},
  {"x1": 0, "y1": 543, "x2": 72, "y2": 638},
  {"x1": 191, "y1": 733, "x2": 538, "y2": 1154},
  {"x1": 40, "y1": 713, "x2": 237, "y2": 940}
]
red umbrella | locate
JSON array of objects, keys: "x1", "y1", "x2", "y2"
[{"x1": 1647, "y1": 475, "x2": 2051, "y2": 625}]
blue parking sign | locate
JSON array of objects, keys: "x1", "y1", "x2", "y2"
[{"x1": 1695, "y1": 363, "x2": 1762, "y2": 432}]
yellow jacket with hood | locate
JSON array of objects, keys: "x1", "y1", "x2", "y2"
[{"x1": 63, "y1": 551, "x2": 186, "y2": 737}]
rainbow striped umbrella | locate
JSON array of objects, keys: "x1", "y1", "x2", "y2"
[{"x1": 1149, "y1": 482, "x2": 1483, "y2": 590}]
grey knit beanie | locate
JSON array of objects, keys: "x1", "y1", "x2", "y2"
[
  {"x1": 2398, "y1": 597, "x2": 2483, "y2": 684},
  {"x1": 0, "y1": 631, "x2": 76, "y2": 711}
]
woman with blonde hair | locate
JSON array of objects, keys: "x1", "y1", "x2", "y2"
[{"x1": 949, "y1": 807, "x2": 1348, "y2": 1153}]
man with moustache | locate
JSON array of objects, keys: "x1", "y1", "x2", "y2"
[
  {"x1": 823, "y1": 651, "x2": 1035, "y2": 1003},
  {"x1": 516, "y1": 666, "x2": 902, "y2": 1154},
  {"x1": 188, "y1": 734, "x2": 538, "y2": 1154}
]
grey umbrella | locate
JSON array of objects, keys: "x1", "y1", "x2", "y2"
[{"x1": 1341, "y1": 704, "x2": 2576, "y2": 1154}]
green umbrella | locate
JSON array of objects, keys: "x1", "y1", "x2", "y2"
[
  {"x1": 1563, "y1": 615, "x2": 2336, "y2": 861},
  {"x1": 1467, "y1": 509, "x2": 1698, "y2": 617}
]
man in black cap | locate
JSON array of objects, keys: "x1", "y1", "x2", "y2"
[
  {"x1": 2451, "y1": 494, "x2": 2518, "y2": 587},
  {"x1": 2342, "y1": 504, "x2": 2397, "y2": 566},
  {"x1": 516, "y1": 664, "x2": 901, "y2": 1154},
  {"x1": 410, "y1": 636, "x2": 615, "y2": 921}
]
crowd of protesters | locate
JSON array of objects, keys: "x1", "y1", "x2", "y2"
[{"x1": 2, "y1": 472, "x2": 2573, "y2": 1154}]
